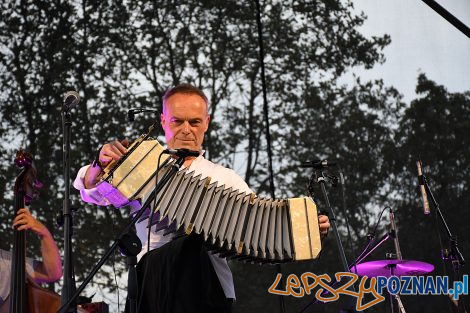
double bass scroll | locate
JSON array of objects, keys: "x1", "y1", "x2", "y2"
[{"x1": 2, "y1": 150, "x2": 61, "y2": 313}]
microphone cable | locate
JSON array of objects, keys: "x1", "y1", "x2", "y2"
[{"x1": 337, "y1": 167, "x2": 360, "y2": 273}]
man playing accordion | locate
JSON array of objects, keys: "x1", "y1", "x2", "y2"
[{"x1": 74, "y1": 83, "x2": 330, "y2": 313}]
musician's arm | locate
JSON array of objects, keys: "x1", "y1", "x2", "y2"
[
  {"x1": 13, "y1": 208, "x2": 62, "y2": 283},
  {"x1": 83, "y1": 163, "x2": 102, "y2": 189},
  {"x1": 34, "y1": 229, "x2": 62, "y2": 283},
  {"x1": 73, "y1": 165, "x2": 109, "y2": 206}
]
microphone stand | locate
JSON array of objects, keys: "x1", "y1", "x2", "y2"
[
  {"x1": 421, "y1": 0, "x2": 470, "y2": 38},
  {"x1": 300, "y1": 169, "x2": 356, "y2": 313},
  {"x1": 118, "y1": 227, "x2": 142, "y2": 313},
  {"x1": 315, "y1": 170, "x2": 351, "y2": 276},
  {"x1": 61, "y1": 101, "x2": 77, "y2": 312},
  {"x1": 57, "y1": 156, "x2": 186, "y2": 313},
  {"x1": 422, "y1": 173, "x2": 467, "y2": 313}
]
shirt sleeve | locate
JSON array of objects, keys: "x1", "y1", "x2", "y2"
[
  {"x1": 25, "y1": 256, "x2": 36, "y2": 278},
  {"x1": 0, "y1": 251, "x2": 37, "y2": 302},
  {"x1": 73, "y1": 165, "x2": 110, "y2": 206},
  {"x1": 0, "y1": 250, "x2": 11, "y2": 303}
]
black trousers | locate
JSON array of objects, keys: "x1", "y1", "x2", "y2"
[{"x1": 134, "y1": 234, "x2": 232, "y2": 313}]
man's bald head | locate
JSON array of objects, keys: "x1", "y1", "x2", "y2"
[{"x1": 162, "y1": 83, "x2": 209, "y2": 114}]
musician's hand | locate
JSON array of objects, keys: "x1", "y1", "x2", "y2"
[
  {"x1": 319, "y1": 214, "x2": 330, "y2": 239},
  {"x1": 13, "y1": 208, "x2": 63, "y2": 283},
  {"x1": 13, "y1": 208, "x2": 51, "y2": 239},
  {"x1": 84, "y1": 139, "x2": 129, "y2": 189},
  {"x1": 98, "y1": 138, "x2": 129, "y2": 167}
]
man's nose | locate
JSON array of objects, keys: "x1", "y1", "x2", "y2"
[{"x1": 182, "y1": 121, "x2": 190, "y2": 133}]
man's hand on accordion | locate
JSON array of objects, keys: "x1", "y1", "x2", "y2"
[
  {"x1": 84, "y1": 139, "x2": 129, "y2": 189},
  {"x1": 318, "y1": 214, "x2": 330, "y2": 239},
  {"x1": 98, "y1": 139, "x2": 129, "y2": 167}
]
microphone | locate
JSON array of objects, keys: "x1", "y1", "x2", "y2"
[
  {"x1": 128, "y1": 111, "x2": 135, "y2": 122},
  {"x1": 63, "y1": 91, "x2": 80, "y2": 110},
  {"x1": 163, "y1": 148, "x2": 200, "y2": 158},
  {"x1": 127, "y1": 108, "x2": 159, "y2": 121},
  {"x1": 300, "y1": 159, "x2": 337, "y2": 169},
  {"x1": 416, "y1": 160, "x2": 430, "y2": 215}
]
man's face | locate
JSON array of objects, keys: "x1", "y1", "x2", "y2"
[{"x1": 160, "y1": 93, "x2": 210, "y2": 151}]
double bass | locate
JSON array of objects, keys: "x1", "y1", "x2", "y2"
[{"x1": 0, "y1": 150, "x2": 60, "y2": 313}]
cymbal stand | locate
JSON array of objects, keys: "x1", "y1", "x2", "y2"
[
  {"x1": 388, "y1": 208, "x2": 406, "y2": 313},
  {"x1": 394, "y1": 294, "x2": 406, "y2": 313},
  {"x1": 386, "y1": 265, "x2": 407, "y2": 313}
]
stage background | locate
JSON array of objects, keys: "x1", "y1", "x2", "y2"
[{"x1": 0, "y1": 1, "x2": 469, "y2": 312}]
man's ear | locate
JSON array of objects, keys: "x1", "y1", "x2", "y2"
[
  {"x1": 160, "y1": 113, "x2": 165, "y2": 128},
  {"x1": 204, "y1": 115, "x2": 211, "y2": 131}
]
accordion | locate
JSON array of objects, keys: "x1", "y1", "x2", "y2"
[{"x1": 96, "y1": 138, "x2": 322, "y2": 262}]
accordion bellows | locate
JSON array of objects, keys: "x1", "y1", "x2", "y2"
[{"x1": 96, "y1": 139, "x2": 321, "y2": 262}]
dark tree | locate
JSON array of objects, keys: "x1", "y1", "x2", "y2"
[
  {"x1": 383, "y1": 74, "x2": 470, "y2": 313},
  {"x1": 0, "y1": 0, "x2": 134, "y2": 300},
  {"x1": 6, "y1": 2, "x2": 461, "y2": 313}
]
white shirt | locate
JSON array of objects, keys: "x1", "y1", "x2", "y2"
[
  {"x1": 73, "y1": 154, "x2": 252, "y2": 299},
  {"x1": 0, "y1": 249, "x2": 35, "y2": 305}
]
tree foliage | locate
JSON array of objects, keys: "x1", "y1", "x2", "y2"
[
  {"x1": 383, "y1": 74, "x2": 470, "y2": 312},
  {"x1": 0, "y1": 0, "x2": 133, "y2": 297},
  {"x1": 0, "y1": 1, "x2": 467, "y2": 312}
]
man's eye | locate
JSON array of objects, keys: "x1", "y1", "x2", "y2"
[{"x1": 190, "y1": 121, "x2": 200, "y2": 126}]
